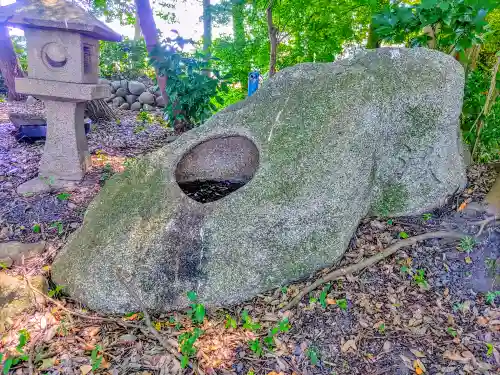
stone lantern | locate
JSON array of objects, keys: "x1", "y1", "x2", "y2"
[{"x1": 0, "y1": 0, "x2": 121, "y2": 194}]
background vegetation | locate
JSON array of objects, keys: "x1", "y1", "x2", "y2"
[{"x1": 3, "y1": 0, "x2": 500, "y2": 162}]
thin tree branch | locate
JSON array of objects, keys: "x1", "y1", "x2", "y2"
[{"x1": 283, "y1": 231, "x2": 464, "y2": 310}]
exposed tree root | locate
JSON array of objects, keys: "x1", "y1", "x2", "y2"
[
  {"x1": 116, "y1": 269, "x2": 191, "y2": 370},
  {"x1": 283, "y1": 231, "x2": 464, "y2": 311},
  {"x1": 25, "y1": 276, "x2": 185, "y2": 368}
]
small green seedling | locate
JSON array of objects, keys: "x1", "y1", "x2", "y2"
[
  {"x1": 179, "y1": 327, "x2": 203, "y2": 368},
  {"x1": 399, "y1": 231, "x2": 409, "y2": 239},
  {"x1": 377, "y1": 323, "x2": 386, "y2": 334},
  {"x1": 458, "y1": 236, "x2": 476, "y2": 253},
  {"x1": 319, "y1": 283, "x2": 331, "y2": 308},
  {"x1": 49, "y1": 221, "x2": 64, "y2": 235},
  {"x1": 387, "y1": 219, "x2": 393, "y2": 225},
  {"x1": 306, "y1": 347, "x2": 319, "y2": 366},
  {"x1": 486, "y1": 343, "x2": 494, "y2": 357},
  {"x1": 413, "y1": 269, "x2": 428, "y2": 289},
  {"x1": 56, "y1": 192, "x2": 71, "y2": 201},
  {"x1": 422, "y1": 213, "x2": 432, "y2": 221},
  {"x1": 446, "y1": 327, "x2": 457, "y2": 338},
  {"x1": 224, "y1": 314, "x2": 237, "y2": 329},
  {"x1": 186, "y1": 291, "x2": 205, "y2": 324},
  {"x1": 281, "y1": 286, "x2": 288, "y2": 294},
  {"x1": 48, "y1": 285, "x2": 64, "y2": 298},
  {"x1": 90, "y1": 345, "x2": 103, "y2": 371},
  {"x1": 32, "y1": 223, "x2": 41, "y2": 233},
  {"x1": 241, "y1": 310, "x2": 261, "y2": 331},
  {"x1": 0, "y1": 262, "x2": 8, "y2": 270},
  {"x1": 400, "y1": 265, "x2": 411, "y2": 274},
  {"x1": 485, "y1": 291, "x2": 500, "y2": 305},
  {"x1": 337, "y1": 298, "x2": 348, "y2": 311},
  {"x1": 248, "y1": 338, "x2": 263, "y2": 357}
]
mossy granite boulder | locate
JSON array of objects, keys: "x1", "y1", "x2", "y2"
[{"x1": 52, "y1": 48, "x2": 466, "y2": 313}]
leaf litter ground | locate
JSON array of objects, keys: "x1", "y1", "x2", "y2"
[{"x1": 0, "y1": 101, "x2": 498, "y2": 375}]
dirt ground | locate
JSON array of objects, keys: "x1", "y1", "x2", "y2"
[{"x1": 0, "y1": 101, "x2": 499, "y2": 375}]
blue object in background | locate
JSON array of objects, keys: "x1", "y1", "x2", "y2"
[{"x1": 248, "y1": 71, "x2": 260, "y2": 97}]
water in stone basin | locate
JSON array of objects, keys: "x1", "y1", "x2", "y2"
[{"x1": 178, "y1": 179, "x2": 246, "y2": 203}]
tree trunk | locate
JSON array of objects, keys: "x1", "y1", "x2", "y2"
[
  {"x1": 266, "y1": 2, "x2": 277, "y2": 78},
  {"x1": 232, "y1": 0, "x2": 249, "y2": 89},
  {"x1": 134, "y1": 12, "x2": 142, "y2": 40},
  {"x1": 472, "y1": 54, "x2": 500, "y2": 161},
  {"x1": 0, "y1": 26, "x2": 25, "y2": 101},
  {"x1": 202, "y1": 0, "x2": 212, "y2": 55},
  {"x1": 134, "y1": 0, "x2": 167, "y2": 103},
  {"x1": 366, "y1": 23, "x2": 380, "y2": 49}
]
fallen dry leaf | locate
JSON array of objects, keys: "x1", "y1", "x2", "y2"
[
  {"x1": 341, "y1": 339, "x2": 357, "y2": 353},
  {"x1": 410, "y1": 349, "x2": 426, "y2": 358},
  {"x1": 80, "y1": 365, "x2": 92, "y2": 375},
  {"x1": 443, "y1": 350, "x2": 474, "y2": 363}
]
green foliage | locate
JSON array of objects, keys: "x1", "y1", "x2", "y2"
[
  {"x1": 241, "y1": 310, "x2": 261, "y2": 331},
  {"x1": 178, "y1": 327, "x2": 203, "y2": 368},
  {"x1": 100, "y1": 163, "x2": 114, "y2": 185},
  {"x1": 373, "y1": 0, "x2": 493, "y2": 54},
  {"x1": 378, "y1": 322, "x2": 386, "y2": 334},
  {"x1": 90, "y1": 345, "x2": 103, "y2": 371},
  {"x1": 337, "y1": 298, "x2": 348, "y2": 311},
  {"x1": 413, "y1": 269, "x2": 429, "y2": 288},
  {"x1": 149, "y1": 34, "x2": 229, "y2": 126},
  {"x1": 399, "y1": 231, "x2": 409, "y2": 239},
  {"x1": 1, "y1": 330, "x2": 30, "y2": 374},
  {"x1": 186, "y1": 291, "x2": 206, "y2": 324},
  {"x1": 12, "y1": 35, "x2": 27, "y2": 72},
  {"x1": 32, "y1": 223, "x2": 41, "y2": 233},
  {"x1": 459, "y1": 236, "x2": 476, "y2": 252},
  {"x1": 446, "y1": 326, "x2": 458, "y2": 337},
  {"x1": 306, "y1": 346, "x2": 320, "y2": 366},
  {"x1": 49, "y1": 221, "x2": 64, "y2": 235},
  {"x1": 48, "y1": 285, "x2": 64, "y2": 298},
  {"x1": 461, "y1": 68, "x2": 500, "y2": 162},
  {"x1": 422, "y1": 213, "x2": 433, "y2": 221},
  {"x1": 485, "y1": 290, "x2": 500, "y2": 304},
  {"x1": 319, "y1": 283, "x2": 331, "y2": 308},
  {"x1": 56, "y1": 192, "x2": 71, "y2": 201},
  {"x1": 248, "y1": 338, "x2": 263, "y2": 357},
  {"x1": 225, "y1": 314, "x2": 237, "y2": 329},
  {"x1": 99, "y1": 38, "x2": 154, "y2": 79},
  {"x1": 486, "y1": 342, "x2": 494, "y2": 357}
]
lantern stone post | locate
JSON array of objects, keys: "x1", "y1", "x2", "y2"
[{"x1": 0, "y1": 0, "x2": 121, "y2": 194}]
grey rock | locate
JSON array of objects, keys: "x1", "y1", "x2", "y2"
[
  {"x1": 52, "y1": 48, "x2": 466, "y2": 313},
  {"x1": 26, "y1": 96, "x2": 37, "y2": 105},
  {"x1": 155, "y1": 95, "x2": 166, "y2": 107},
  {"x1": 130, "y1": 102, "x2": 142, "y2": 111},
  {"x1": 142, "y1": 103, "x2": 154, "y2": 111},
  {"x1": 166, "y1": 135, "x2": 178, "y2": 143},
  {"x1": 112, "y1": 96, "x2": 125, "y2": 108},
  {"x1": 120, "y1": 79, "x2": 129, "y2": 91},
  {"x1": 0, "y1": 241, "x2": 45, "y2": 267},
  {"x1": 115, "y1": 88, "x2": 127, "y2": 97},
  {"x1": 119, "y1": 103, "x2": 130, "y2": 110},
  {"x1": 105, "y1": 94, "x2": 116, "y2": 103},
  {"x1": 110, "y1": 81, "x2": 121, "y2": 91},
  {"x1": 98, "y1": 78, "x2": 111, "y2": 85},
  {"x1": 129, "y1": 81, "x2": 146, "y2": 96},
  {"x1": 125, "y1": 94, "x2": 138, "y2": 105},
  {"x1": 138, "y1": 91, "x2": 155, "y2": 105}
]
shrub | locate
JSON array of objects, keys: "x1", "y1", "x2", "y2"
[
  {"x1": 149, "y1": 33, "x2": 230, "y2": 126},
  {"x1": 99, "y1": 38, "x2": 154, "y2": 79},
  {"x1": 461, "y1": 68, "x2": 500, "y2": 162}
]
